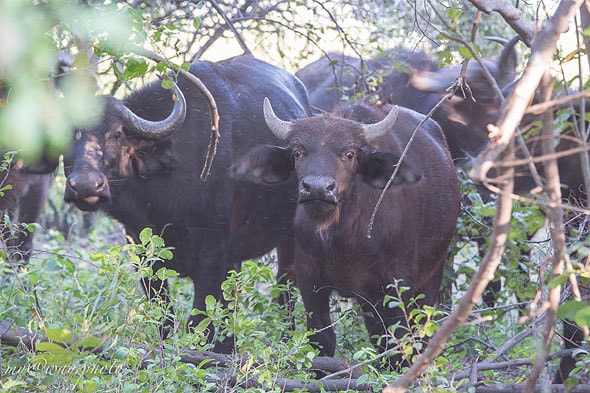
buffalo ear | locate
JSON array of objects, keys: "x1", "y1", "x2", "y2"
[
  {"x1": 359, "y1": 149, "x2": 422, "y2": 188},
  {"x1": 232, "y1": 145, "x2": 293, "y2": 184},
  {"x1": 132, "y1": 138, "x2": 178, "y2": 177}
]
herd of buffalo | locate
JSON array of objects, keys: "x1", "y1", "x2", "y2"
[{"x1": 1, "y1": 37, "x2": 589, "y2": 382}]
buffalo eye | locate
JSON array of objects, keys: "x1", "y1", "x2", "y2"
[
  {"x1": 113, "y1": 130, "x2": 122, "y2": 140},
  {"x1": 292, "y1": 150, "x2": 302, "y2": 160},
  {"x1": 346, "y1": 151, "x2": 355, "y2": 161}
]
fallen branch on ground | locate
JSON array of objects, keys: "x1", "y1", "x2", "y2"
[
  {"x1": 0, "y1": 318, "x2": 370, "y2": 392},
  {"x1": 3, "y1": 318, "x2": 588, "y2": 392}
]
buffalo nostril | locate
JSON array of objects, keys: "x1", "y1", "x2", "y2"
[
  {"x1": 95, "y1": 178, "x2": 105, "y2": 192},
  {"x1": 326, "y1": 181, "x2": 336, "y2": 193},
  {"x1": 302, "y1": 180, "x2": 311, "y2": 193}
]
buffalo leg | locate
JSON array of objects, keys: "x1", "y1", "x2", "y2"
[
  {"x1": 187, "y1": 234, "x2": 233, "y2": 353},
  {"x1": 296, "y1": 255, "x2": 335, "y2": 355},
  {"x1": 362, "y1": 302, "x2": 409, "y2": 371},
  {"x1": 302, "y1": 287, "x2": 335, "y2": 356},
  {"x1": 276, "y1": 237, "x2": 297, "y2": 328}
]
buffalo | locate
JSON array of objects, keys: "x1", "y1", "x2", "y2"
[
  {"x1": 296, "y1": 41, "x2": 520, "y2": 309},
  {"x1": 63, "y1": 54, "x2": 310, "y2": 352},
  {"x1": 232, "y1": 99, "x2": 461, "y2": 368},
  {"x1": 0, "y1": 158, "x2": 53, "y2": 263}
]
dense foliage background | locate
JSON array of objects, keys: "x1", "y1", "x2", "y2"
[{"x1": 1, "y1": 0, "x2": 589, "y2": 392}]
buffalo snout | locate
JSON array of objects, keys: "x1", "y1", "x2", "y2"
[
  {"x1": 65, "y1": 171, "x2": 110, "y2": 208},
  {"x1": 299, "y1": 176, "x2": 338, "y2": 204}
]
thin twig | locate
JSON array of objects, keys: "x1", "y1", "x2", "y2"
[{"x1": 206, "y1": 0, "x2": 250, "y2": 55}]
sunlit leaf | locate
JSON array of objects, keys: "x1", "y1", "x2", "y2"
[
  {"x1": 36, "y1": 342, "x2": 68, "y2": 352},
  {"x1": 44, "y1": 328, "x2": 73, "y2": 344}
]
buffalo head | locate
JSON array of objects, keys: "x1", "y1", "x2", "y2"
[
  {"x1": 64, "y1": 83, "x2": 186, "y2": 211},
  {"x1": 232, "y1": 98, "x2": 421, "y2": 230}
]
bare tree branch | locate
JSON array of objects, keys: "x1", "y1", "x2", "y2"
[
  {"x1": 525, "y1": 90, "x2": 590, "y2": 114},
  {"x1": 452, "y1": 348, "x2": 584, "y2": 381},
  {"x1": 523, "y1": 73, "x2": 564, "y2": 392},
  {"x1": 466, "y1": 0, "x2": 537, "y2": 45},
  {"x1": 0, "y1": 318, "x2": 369, "y2": 392}
]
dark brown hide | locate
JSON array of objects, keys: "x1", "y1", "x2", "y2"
[{"x1": 233, "y1": 102, "x2": 461, "y2": 368}]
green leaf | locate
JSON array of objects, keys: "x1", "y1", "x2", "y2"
[
  {"x1": 155, "y1": 61, "x2": 167, "y2": 73},
  {"x1": 45, "y1": 328, "x2": 73, "y2": 344},
  {"x1": 161, "y1": 78, "x2": 174, "y2": 90},
  {"x1": 34, "y1": 351, "x2": 74, "y2": 365},
  {"x1": 476, "y1": 205, "x2": 496, "y2": 217},
  {"x1": 193, "y1": 17, "x2": 201, "y2": 29},
  {"x1": 78, "y1": 336, "x2": 103, "y2": 348},
  {"x1": 80, "y1": 380, "x2": 97, "y2": 393},
  {"x1": 36, "y1": 342, "x2": 67, "y2": 352},
  {"x1": 139, "y1": 227, "x2": 153, "y2": 245},
  {"x1": 446, "y1": 7, "x2": 462, "y2": 22},
  {"x1": 424, "y1": 320, "x2": 438, "y2": 336},
  {"x1": 558, "y1": 300, "x2": 590, "y2": 328},
  {"x1": 25, "y1": 223, "x2": 39, "y2": 233},
  {"x1": 205, "y1": 295, "x2": 216, "y2": 311},
  {"x1": 2, "y1": 380, "x2": 28, "y2": 389},
  {"x1": 159, "y1": 249, "x2": 173, "y2": 260},
  {"x1": 156, "y1": 267, "x2": 179, "y2": 280},
  {"x1": 459, "y1": 46, "x2": 473, "y2": 60},
  {"x1": 57, "y1": 257, "x2": 76, "y2": 274},
  {"x1": 123, "y1": 382, "x2": 139, "y2": 393},
  {"x1": 152, "y1": 234, "x2": 165, "y2": 248},
  {"x1": 122, "y1": 57, "x2": 148, "y2": 81},
  {"x1": 387, "y1": 300, "x2": 403, "y2": 309},
  {"x1": 548, "y1": 274, "x2": 569, "y2": 289}
]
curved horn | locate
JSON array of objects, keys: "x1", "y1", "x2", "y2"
[
  {"x1": 263, "y1": 97, "x2": 292, "y2": 141},
  {"x1": 362, "y1": 105, "x2": 399, "y2": 142},
  {"x1": 485, "y1": 35, "x2": 520, "y2": 88},
  {"x1": 121, "y1": 82, "x2": 187, "y2": 140}
]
